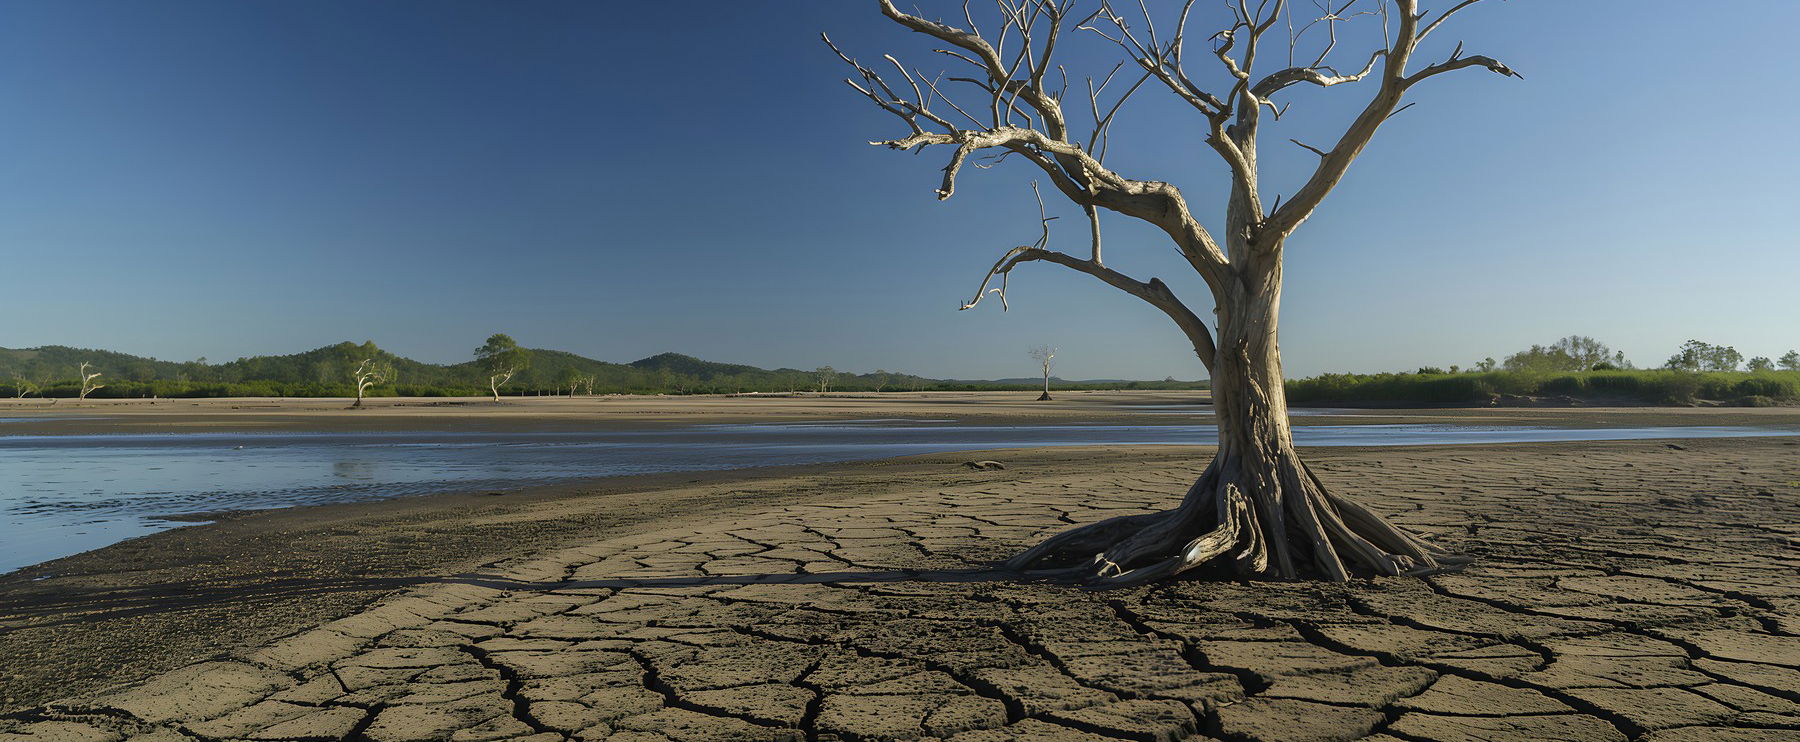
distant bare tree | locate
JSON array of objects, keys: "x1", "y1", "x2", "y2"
[
  {"x1": 11, "y1": 374, "x2": 37, "y2": 399},
  {"x1": 78, "y1": 362, "x2": 105, "y2": 401},
  {"x1": 581, "y1": 374, "x2": 597, "y2": 396},
  {"x1": 815, "y1": 366, "x2": 837, "y2": 393},
  {"x1": 829, "y1": 0, "x2": 1518, "y2": 584},
  {"x1": 350, "y1": 357, "x2": 392, "y2": 408},
  {"x1": 1028, "y1": 345, "x2": 1056, "y2": 401}
]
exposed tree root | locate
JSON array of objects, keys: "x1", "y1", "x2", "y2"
[{"x1": 1006, "y1": 453, "x2": 1470, "y2": 587}]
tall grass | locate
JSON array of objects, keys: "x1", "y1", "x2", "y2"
[{"x1": 1286, "y1": 369, "x2": 1800, "y2": 406}]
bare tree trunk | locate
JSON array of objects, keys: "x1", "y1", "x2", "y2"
[
  {"x1": 1008, "y1": 269, "x2": 1466, "y2": 585},
  {"x1": 78, "y1": 363, "x2": 104, "y2": 402}
]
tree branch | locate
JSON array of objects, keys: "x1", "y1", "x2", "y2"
[
  {"x1": 1251, "y1": 47, "x2": 1385, "y2": 97},
  {"x1": 877, "y1": 0, "x2": 1070, "y2": 138},
  {"x1": 1288, "y1": 138, "x2": 1329, "y2": 157},
  {"x1": 1416, "y1": 0, "x2": 1482, "y2": 41},
  {"x1": 1262, "y1": 0, "x2": 1516, "y2": 239},
  {"x1": 1404, "y1": 53, "x2": 1520, "y2": 87},
  {"x1": 961, "y1": 245, "x2": 1217, "y2": 372}
]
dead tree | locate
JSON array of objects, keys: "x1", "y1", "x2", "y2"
[
  {"x1": 11, "y1": 375, "x2": 36, "y2": 399},
  {"x1": 488, "y1": 368, "x2": 517, "y2": 401},
  {"x1": 1029, "y1": 345, "x2": 1056, "y2": 400},
  {"x1": 829, "y1": 0, "x2": 1517, "y2": 584},
  {"x1": 78, "y1": 362, "x2": 105, "y2": 401},
  {"x1": 350, "y1": 358, "x2": 392, "y2": 408}
]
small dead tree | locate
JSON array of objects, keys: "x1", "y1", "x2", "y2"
[
  {"x1": 11, "y1": 374, "x2": 37, "y2": 399},
  {"x1": 1029, "y1": 345, "x2": 1056, "y2": 400},
  {"x1": 829, "y1": 0, "x2": 1518, "y2": 584},
  {"x1": 816, "y1": 365, "x2": 837, "y2": 393},
  {"x1": 350, "y1": 358, "x2": 392, "y2": 408},
  {"x1": 489, "y1": 367, "x2": 517, "y2": 400},
  {"x1": 78, "y1": 362, "x2": 105, "y2": 401}
]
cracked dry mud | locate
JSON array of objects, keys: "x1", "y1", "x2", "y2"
[{"x1": 5, "y1": 439, "x2": 1799, "y2": 741}]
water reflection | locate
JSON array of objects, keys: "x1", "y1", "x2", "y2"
[{"x1": 333, "y1": 460, "x2": 379, "y2": 480}]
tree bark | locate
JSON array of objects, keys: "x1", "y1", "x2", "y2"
[{"x1": 1008, "y1": 263, "x2": 1467, "y2": 585}]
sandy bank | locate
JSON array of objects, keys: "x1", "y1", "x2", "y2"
[{"x1": 5, "y1": 390, "x2": 1800, "y2": 437}]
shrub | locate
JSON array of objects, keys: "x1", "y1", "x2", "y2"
[{"x1": 1286, "y1": 369, "x2": 1799, "y2": 406}]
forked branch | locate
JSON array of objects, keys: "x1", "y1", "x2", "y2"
[
  {"x1": 351, "y1": 357, "x2": 392, "y2": 407},
  {"x1": 831, "y1": 0, "x2": 1232, "y2": 290},
  {"x1": 78, "y1": 362, "x2": 105, "y2": 401}
]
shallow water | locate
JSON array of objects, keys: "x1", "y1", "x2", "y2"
[{"x1": 2, "y1": 418, "x2": 1796, "y2": 573}]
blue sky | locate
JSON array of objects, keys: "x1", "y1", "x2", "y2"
[{"x1": 2, "y1": 1, "x2": 1796, "y2": 380}]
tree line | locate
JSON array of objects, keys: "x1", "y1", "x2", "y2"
[
  {"x1": 1408, "y1": 336, "x2": 1799, "y2": 376},
  {"x1": 0, "y1": 337, "x2": 1204, "y2": 399},
  {"x1": 1291, "y1": 335, "x2": 1800, "y2": 406}
]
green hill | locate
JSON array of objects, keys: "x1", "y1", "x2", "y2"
[
  {"x1": 0, "y1": 342, "x2": 1205, "y2": 399},
  {"x1": 629, "y1": 352, "x2": 763, "y2": 380},
  {"x1": 0, "y1": 345, "x2": 187, "y2": 385}
]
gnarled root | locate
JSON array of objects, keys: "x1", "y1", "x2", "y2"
[{"x1": 1006, "y1": 456, "x2": 1470, "y2": 587}]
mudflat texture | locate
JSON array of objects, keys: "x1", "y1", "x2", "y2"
[{"x1": 4, "y1": 437, "x2": 1799, "y2": 741}]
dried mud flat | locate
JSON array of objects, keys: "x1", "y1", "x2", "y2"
[{"x1": 5, "y1": 438, "x2": 1800, "y2": 742}]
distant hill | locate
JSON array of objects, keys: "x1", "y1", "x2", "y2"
[
  {"x1": 629, "y1": 352, "x2": 764, "y2": 380},
  {"x1": 0, "y1": 345, "x2": 187, "y2": 384},
  {"x1": 214, "y1": 342, "x2": 451, "y2": 386},
  {"x1": 0, "y1": 343, "x2": 1206, "y2": 398}
]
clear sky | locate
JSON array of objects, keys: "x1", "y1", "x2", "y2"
[{"x1": 2, "y1": 1, "x2": 1796, "y2": 380}]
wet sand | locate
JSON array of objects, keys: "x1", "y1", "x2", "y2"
[
  {"x1": 6, "y1": 391, "x2": 1800, "y2": 436},
  {"x1": 3, "y1": 396, "x2": 1799, "y2": 739}
]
